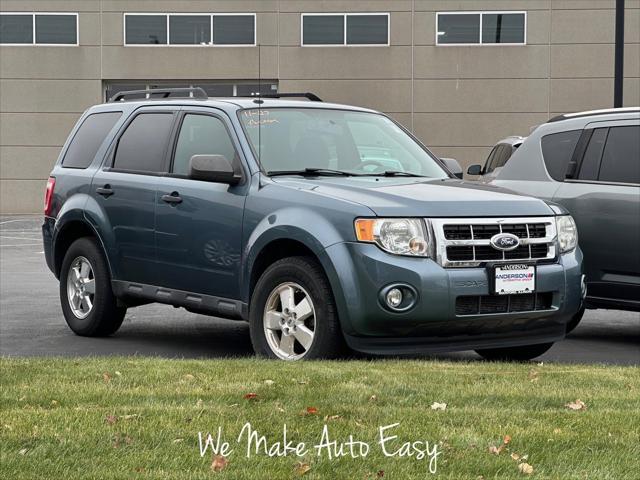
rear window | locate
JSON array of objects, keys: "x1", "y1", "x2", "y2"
[
  {"x1": 113, "y1": 113, "x2": 174, "y2": 173},
  {"x1": 62, "y1": 112, "x2": 122, "y2": 169},
  {"x1": 541, "y1": 130, "x2": 581, "y2": 181}
]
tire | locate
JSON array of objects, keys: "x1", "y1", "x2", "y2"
[
  {"x1": 249, "y1": 256, "x2": 345, "y2": 360},
  {"x1": 566, "y1": 306, "x2": 586, "y2": 334},
  {"x1": 475, "y1": 342, "x2": 554, "y2": 362},
  {"x1": 59, "y1": 237, "x2": 126, "y2": 337}
]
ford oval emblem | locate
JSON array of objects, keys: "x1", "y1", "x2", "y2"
[{"x1": 490, "y1": 233, "x2": 520, "y2": 251}]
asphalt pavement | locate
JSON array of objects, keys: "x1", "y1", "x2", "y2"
[{"x1": 1, "y1": 216, "x2": 638, "y2": 364}]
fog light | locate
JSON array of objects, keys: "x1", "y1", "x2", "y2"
[{"x1": 386, "y1": 288, "x2": 403, "y2": 308}]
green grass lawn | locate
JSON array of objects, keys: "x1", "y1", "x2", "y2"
[{"x1": 1, "y1": 357, "x2": 639, "y2": 479}]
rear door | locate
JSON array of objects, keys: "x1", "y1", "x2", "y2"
[
  {"x1": 154, "y1": 108, "x2": 247, "y2": 299},
  {"x1": 90, "y1": 107, "x2": 178, "y2": 285},
  {"x1": 554, "y1": 120, "x2": 640, "y2": 306}
]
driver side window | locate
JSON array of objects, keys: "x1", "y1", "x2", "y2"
[{"x1": 173, "y1": 114, "x2": 237, "y2": 176}]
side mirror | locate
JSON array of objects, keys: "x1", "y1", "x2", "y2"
[
  {"x1": 189, "y1": 155, "x2": 240, "y2": 185},
  {"x1": 441, "y1": 157, "x2": 463, "y2": 179},
  {"x1": 466, "y1": 164, "x2": 483, "y2": 176}
]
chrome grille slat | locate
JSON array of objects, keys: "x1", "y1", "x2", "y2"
[{"x1": 432, "y1": 217, "x2": 557, "y2": 268}]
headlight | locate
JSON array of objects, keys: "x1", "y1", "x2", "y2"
[
  {"x1": 355, "y1": 218, "x2": 430, "y2": 257},
  {"x1": 556, "y1": 215, "x2": 578, "y2": 253}
]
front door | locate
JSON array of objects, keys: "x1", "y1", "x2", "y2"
[
  {"x1": 154, "y1": 109, "x2": 247, "y2": 299},
  {"x1": 554, "y1": 121, "x2": 640, "y2": 305}
]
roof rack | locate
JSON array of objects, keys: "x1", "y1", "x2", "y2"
[
  {"x1": 245, "y1": 92, "x2": 323, "y2": 102},
  {"x1": 548, "y1": 106, "x2": 640, "y2": 123},
  {"x1": 108, "y1": 87, "x2": 208, "y2": 103}
]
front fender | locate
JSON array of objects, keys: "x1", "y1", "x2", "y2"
[{"x1": 241, "y1": 207, "x2": 347, "y2": 302}]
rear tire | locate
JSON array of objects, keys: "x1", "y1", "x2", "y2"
[
  {"x1": 60, "y1": 237, "x2": 126, "y2": 337},
  {"x1": 249, "y1": 256, "x2": 345, "y2": 360},
  {"x1": 566, "y1": 306, "x2": 586, "y2": 334},
  {"x1": 475, "y1": 342, "x2": 553, "y2": 361}
]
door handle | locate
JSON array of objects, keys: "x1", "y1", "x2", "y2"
[
  {"x1": 161, "y1": 192, "x2": 183, "y2": 205},
  {"x1": 96, "y1": 185, "x2": 114, "y2": 197}
]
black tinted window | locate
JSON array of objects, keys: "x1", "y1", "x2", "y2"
[
  {"x1": 169, "y1": 15, "x2": 210, "y2": 45},
  {"x1": 437, "y1": 14, "x2": 480, "y2": 44},
  {"x1": 173, "y1": 114, "x2": 237, "y2": 176},
  {"x1": 0, "y1": 14, "x2": 33, "y2": 44},
  {"x1": 541, "y1": 130, "x2": 581, "y2": 181},
  {"x1": 35, "y1": 14, "x2": 77, "y2": 44},
  {"x1": 578, "y1": 128, "x2": 607, "y2": 181},
  {"x1": 346, "y1": 15, "x2": 388, "y2": 45},
  {"x1": 599, "y1": 126, "x2": 640, "y2": 184},
  {"x1": 125, "y1": 15, "x2": 167, "y2": 44},
  {"x1": 302, "y1": 15, "x2": 344, "y2": 45},
  {"x1": 213, "y1": 15, "x2": 254, "y2": 45},
  {"x1": 114, "y1": 113, "x2": 174, "y2": 172},
  {"x1": 62, "y1": 112, "x2": 122, "y2": 168},
  {"x1": 482, "y1": 13, "x2": 525, "y2": 44}
]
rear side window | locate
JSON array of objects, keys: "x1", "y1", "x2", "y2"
[
  {"x1": 599, "y1": 126, "x2": 640, "y2": 184},
  {"x1": 113, "y1": 113, "x2": 174, "y2": 173},
  {"x1": 172, "y1": 114, "x2": 237, "y2": 176},
  {"x1": 62, "y1": 112, "x2": 122, "y2": 168},
  {"x1": 578, "y1": 128, "x2": 608, "y2": 181},
  {"x1": 541, "y1": 130, "x2": 581, "y2": 181}
]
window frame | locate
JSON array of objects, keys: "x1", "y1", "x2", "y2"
[
  {"x1": 301, "y1": 12, "x2": 390, "y2": 47},
  {"x1": 435, "y1": 11, "x2": 526, "y2": 46},
  {"x1": 0, "y1": 12, "x2": 78, "y2": 46},
  {"x1": 167, "y1": 110, "x2": 246, "y2": 183},
  {"x1": 123, "y1": 12, "x2": 256, "y2": 47}
]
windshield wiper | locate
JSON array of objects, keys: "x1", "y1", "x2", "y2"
[
  {"x1": 266, "y1": 168, "x2": 357, "y2": 177},
  {"x1": 364, "y1": 170, "x2": 427, "y2": 177}
]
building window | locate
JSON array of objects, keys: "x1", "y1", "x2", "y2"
[
  {"x1": 124, "y1": 13, "x2": 255, "y2": 46},
  {"x1": 301, "y1": 13, "x2": 389, "y2": 46},
  {"x1": 436, "y1": 12, "x2": 525, "y2": 45},
  {"x1": 0, "y1": 13, "x2": 78, "y2": 45}
]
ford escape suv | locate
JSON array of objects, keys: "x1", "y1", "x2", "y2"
[
  {"x1": 43, "y1": 88, "x2": 584, "y2": 361},
  {"x1": 488, "y1": 107, "x2": 639, "y2": 331}
]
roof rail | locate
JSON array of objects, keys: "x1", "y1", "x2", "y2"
[
  {"x1": 548, "y1": 106, "x2": 640, "y2": 123},
  {"x1": 246, "y1": 92, "x2": 323, "y2": 102},
  {"x1": 108, "y1": 87, "x2": 208, "y2": 103}
]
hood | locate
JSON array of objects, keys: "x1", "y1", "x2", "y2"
[{"x1": 271, "y1": 176, "x2": 555, "y2": 217}]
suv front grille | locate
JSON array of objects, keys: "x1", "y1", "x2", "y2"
[
  {"x1": 455, "y1": 292, "x2": 554, "y2": 315},
  {"x1": 433, "y1": 217, "x2": 557, "y2": 267}
]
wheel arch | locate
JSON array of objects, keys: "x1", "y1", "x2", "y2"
[{"x1": 53, "y1": 218, "x2": 112, "y2": 279}]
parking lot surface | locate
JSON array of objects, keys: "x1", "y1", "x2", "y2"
[{"x1": 1, "y1": 216, "x2": 638, "y2": 364}]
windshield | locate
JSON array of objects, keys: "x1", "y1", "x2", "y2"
[{"x1": 238, "y1": 108, "x2": 448, "y2": 178}]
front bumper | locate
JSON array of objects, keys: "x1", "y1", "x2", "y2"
[{"x1": 322, "y1": 242, "x2": 583, "y2": 355}]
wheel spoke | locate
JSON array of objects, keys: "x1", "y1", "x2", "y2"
[
  {"x1": 81, "y1": 294, "x2": 93, "y2": 312},
  {"x1": 279, "y1": 334, "x2": 295, "y2": 356},
  {"x1": 84, "y1": 279, "x2": 95, "y2": 294},
  {"x1": 72, "y1": 267, "x2": 81, "y2": 283},
  {"x1": 279, "y1": 286, "x2": 295, "y2": 311},
  {"x1": 293, "y1": 325, "x2": 314, "y2": 350},
  {"x1": 79, "y1": 261, "x2": 90, "y2": 279},
  {"x1": 71, "y1": 291, "x2": 81, "y2": 310},
  {"x1": 293, "y1": 297, "x2": 313, "y2": 322},
  {"x1": 265, "y1": 310, "x2": 283, "y2": 330}
]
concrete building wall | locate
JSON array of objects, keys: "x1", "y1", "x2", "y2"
[{"x1": 1, "y1": 0, "x2": 639, "y2": 213}]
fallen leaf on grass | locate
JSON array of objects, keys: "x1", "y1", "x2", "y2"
[
  {"x1": 518, "y1": 462, "x2": 534, "y2": 475},
  {"x1": 173, "y1": 438, "x2": 184, "y2": 444},
  {"x1": 565, "y1": 399, "x2": 587, "y2": 411},
  {"x1": 553, "y1": 428, "x2": 562, "y2": 434},
  {"x1": 511, "y1": 453, "x2": 520, "y2": 461},
  {"x1": 105, "y1": 415, "x2": 118, "y2": 425},
  {"x1": 305, "y1": 407, "x2": 318, "y2": 415},
  {"x1": 430, "y1": 402, "x2": 447, "y2": 411},
  {"x1": 264, "y1": 379, "x2": 275, "y2": 386},
  {"x1": 211, "y1": 455, "x2": 228, "y2": 472},
  {"x1": 183, "y1": 374, "x2": 195, "y2": 381},
  {"x1": 294, "y1": 462, "x2": 311, "y2": 476},
  {"x1": 377, "y1": 471, "x2": 385, "y2": 478},
  {"x1": 528, "y1": 369, "x2": 539, "y2": 382},
  {"x1": 369, "y1": 395, "x2": 378, "y2": 402},
  {"x1": 243, "y1": 393, "x2": 258, "y2": 400},
  {"x1": 489, "y1": 435, "x2": 511, "y2": 455},
  {"x1": 324, "y1": 414, "x2": 342, "y2": 421},
  {"x1": 115, "y1": 371, "x2": 122, "y2": 377},
  {"x1": 122, "y1": 414, "x2": 139, "y2": 420},
  {"x1": 195, "y1": 399, "x2": 203, "y2": 408},
  {"x1": 18, "y1": 448, "x2": 28, "y2": 455},
  {"x1": 102, "y1": 372, "x2": 112, "y2": 383}
]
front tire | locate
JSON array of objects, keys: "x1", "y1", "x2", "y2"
[
  {"x1": 249, "y1": 256, "x2": 345, "y2": 360},
  {"x1": 475, "y1": 342, "x2": 554, "y2": 361},
  {"x1": 60, "y1": 237, "x2": 126, "y2": 337}
]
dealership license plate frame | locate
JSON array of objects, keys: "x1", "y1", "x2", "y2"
[{"x1": 492, "y1": 263, "x2": 536, "y2": 295}]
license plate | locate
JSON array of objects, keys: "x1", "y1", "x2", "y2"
[{"x1": 494, "y1": 264, "x2": 535, "y2": 295}]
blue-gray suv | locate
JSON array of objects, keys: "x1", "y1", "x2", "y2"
[{"x1": 43, "y1": 88, "x2": 585, "y2": 361}]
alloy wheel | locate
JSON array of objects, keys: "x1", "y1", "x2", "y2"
[{"x1": 66, "y1": 256, "x2": 95, "y2": 319}]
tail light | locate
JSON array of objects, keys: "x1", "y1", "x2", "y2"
[{"x1": 44, "y1": 177, "x2": 56, "y2": 216}]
